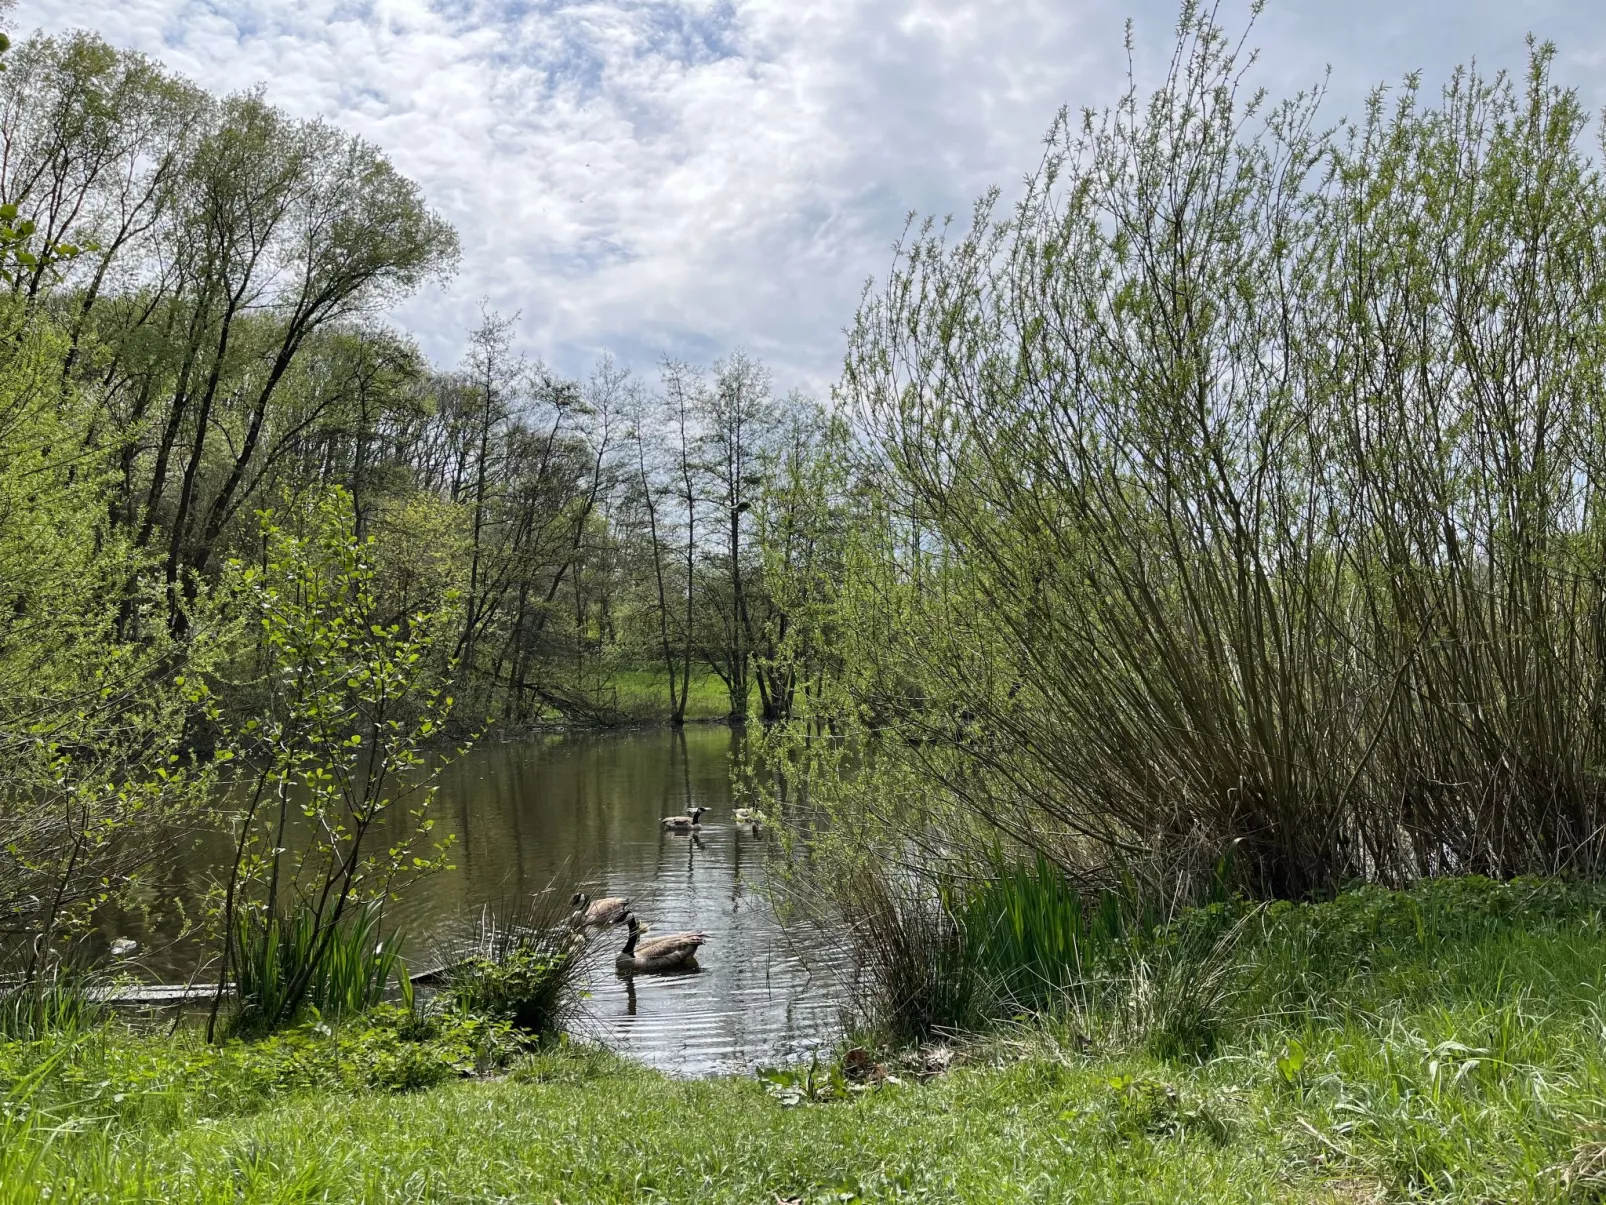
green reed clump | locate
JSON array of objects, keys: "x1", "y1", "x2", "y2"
[
  {"x1": 436, "y1": 895, "x2": 587, "y2": 1038},
  {"x1": 953, "y1": 854, "x2": 1158, "y2": 1014},
  {"x1": 0, "y1": 966, "x2": 104, "y2": 1042},
  {"x1": 843, "y1": 869, "x2": 978, "y2": 1043},
  {"x1": 231, "y1": 902, "x2": 408, "y2": 1035},
  {"x1": 841, "y1": 855, "x2": 1155, "y2": 1043}
]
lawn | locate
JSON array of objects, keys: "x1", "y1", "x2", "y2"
[{"x1": 606, "y1": 666, "x2": 732, "y2": 722}]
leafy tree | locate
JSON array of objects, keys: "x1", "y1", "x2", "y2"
[{"x1": 211, "y1": 489, "x2": 464, "y2": 1036}]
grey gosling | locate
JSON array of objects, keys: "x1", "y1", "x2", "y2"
[
  {"x1": 615, "y1": 914, "x2": 706, "y2": 973},
  {"x1": 660, "y1": 805, "x2": 708, "y2": 831},
  {"x1": 569, "y1": 891, "x2": 631, "y2": 928}
]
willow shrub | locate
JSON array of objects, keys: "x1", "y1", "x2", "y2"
[{"x1": 760, "y1": 5, "x2": 1606, "y2": 914}]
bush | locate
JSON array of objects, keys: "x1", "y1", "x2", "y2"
[
  {"x1": 435, "y1": 895, "x2": 588, "y2": 1038},
  {"x1": 443, "y1": 946, "x2": 578, "y2": 1035},
  {"x1": 767, "y1": 4, "x2": 1606, "y2": 905}
]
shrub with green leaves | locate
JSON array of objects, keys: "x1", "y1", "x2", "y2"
[
  {"x1": 762, "y1": 0, "x2": 1606, "y2": 906},
  {"x1": 443, "y1": 945, "x2": 578, "y2": 1036},
  {"x1": 209, "y1": 489, "x2": 465, "y2": 1039}
]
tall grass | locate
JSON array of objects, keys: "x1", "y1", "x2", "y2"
[
  {"x1": 847, "y1": 852, "x2": 1256, "y2": 1054},
  {"x1": 843, "y1": 855, "x2": 1173, "y2": 1042},
  {"x1": 843, "y1": 869, "x2": 976, "y2": 1043},
  {"x1": 0, "y1": 966, "x2": 104, "y2": 1042},
  {"x1": 231, "y1": 902, "x2": 409, "y2": 1035}
]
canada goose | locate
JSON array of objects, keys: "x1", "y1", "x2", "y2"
[
  {"x1": 733, "y1": 807, "x2": 766, "y2": 831},
  {"x1": 615, "y1": 914, "x2": 706, "y2": 973},
  {"x1": 660, "y1": 805, "x2": 708, "y2": 831},
  {"x1": 569, "y1": 891, "x2": 631, "y2": 928}
]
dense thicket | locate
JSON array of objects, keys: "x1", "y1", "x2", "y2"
[{"x1": 759, "y1": 10, "x2": 1606, "y2": 900}]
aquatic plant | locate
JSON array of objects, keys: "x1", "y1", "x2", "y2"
[
  {"x1": 0, "y1": 965, "x2": 103, "y2": 1042},
  {"x1": 436, "y1": 893, "x2": 587, "y2": 1038},
  {"x1": 231, "y1": 902, "x2": 409, "y2": 1035}
]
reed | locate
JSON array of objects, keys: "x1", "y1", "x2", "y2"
[
  {"x1": 952, "y1": 854, "x2": 1146, "y2": 1014},
  {"x1": 841, "y1": 868, "x2": 977, "y2": 1043},
  {"x1": 0, "y1": 967, "x2": 103, "y2": 1042},
  {"x1": 231, "y1": 902, "x2": 408, "y2": 1034}
]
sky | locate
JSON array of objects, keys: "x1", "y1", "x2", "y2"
[{"x1": 9, "y1": 0, "x2": 1606, "y2": 394}]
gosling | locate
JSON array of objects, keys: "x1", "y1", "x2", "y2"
[
  {"x1": 615, "y1": 914, "x2": 706, "y2": 974},
  {"x1": 660, "y1": 805, "x2": 708, "y2": 831},
  {"x1": 569, "y1": 891, "x2": 631, "y2": 928}
]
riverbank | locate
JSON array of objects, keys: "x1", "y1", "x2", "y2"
[{"x1": 7, "y1": 877, "x2": 1606, "y2": 1202}]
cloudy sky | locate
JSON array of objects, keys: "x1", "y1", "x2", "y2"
[{"x1": 10, "y1": 0, "x2": 1605, "y2": 392}]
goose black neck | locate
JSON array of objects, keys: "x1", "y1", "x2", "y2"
[{"x1": 622, "y1": 929, "x2": 639, "y2": 955}]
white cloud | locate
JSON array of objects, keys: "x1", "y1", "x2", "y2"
[{"x1": 9, "y1": 0, "x2": 1606, "y2": 392}]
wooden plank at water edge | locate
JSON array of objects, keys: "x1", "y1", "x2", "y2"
[{"x1": 90, "y1": 984, "x2": 231, "y2": 1005}]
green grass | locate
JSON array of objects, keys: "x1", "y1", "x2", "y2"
[
  {"x1": 6, "y1": 877, "x2": 1606, "y2": 1202},
  {"x1": 607, "y1": 667, "x2": 732, "y2": 722},
  {"x1": 0, "y1": 1039, "x2": 1316, "y2": 1203}
]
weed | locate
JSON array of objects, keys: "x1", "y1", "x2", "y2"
[{"x1": 1098, "y1": 1074, "x2": 1233, "y2": 1146}]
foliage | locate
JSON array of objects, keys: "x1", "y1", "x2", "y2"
[
  {"x1": 212, "y1": 489, "x2": 462, "y2": 1036},
  {"x1": 436, "y1": 895, "x2": 588, "y2": 1037},
  {"x1": 763, "y1": 3, "x2": 1606, "y2": 902},
  {"x1": 442, "y1": 946, "x2": 579, "y2": 1036},
  {"x1": 0, "y1": 18, "x2": 832, "y2": 756},
  {"x1": 0, "y1": 292, "x2": 229, "y2": 973},
  {"x1": 953, "y1": 854, "x2": 1148, "y2": 1013},
  {"x1": 838, "y1": 867, "x2": 978, "y2": 1044},
  {"x1": 229, "y1": 902, "x2": 409, "y2": 1036}
]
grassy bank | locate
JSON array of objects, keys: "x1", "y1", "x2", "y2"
[
  {"x1": 6, "y1": 877, "x2": 1606, "y2": 1202},
  {"x1": 605, "y1": 667, "x2": 732, "y2": 722}
]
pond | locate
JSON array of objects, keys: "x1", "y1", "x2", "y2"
[{"x1": 112, "y1": 726, "x2": 851, "y2": 1077}]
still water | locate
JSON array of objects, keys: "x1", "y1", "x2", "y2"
[
  {"x1": 419, "y1": 726, "x2": 848, "y2": 1075},
  {"x1": 125, "y1": 726, "x2": 850, "y2": 1077}
]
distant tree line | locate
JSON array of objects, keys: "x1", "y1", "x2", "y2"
[{"x1": 0, "y1": 27, "x2": 833, "y2": 732}]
